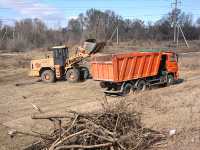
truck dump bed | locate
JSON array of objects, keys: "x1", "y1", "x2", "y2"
[{"x1": 91, "y1": 52, "x2": 162, "y2": 82}]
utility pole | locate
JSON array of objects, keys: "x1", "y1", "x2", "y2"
[
  {"x1": 95, "y1": 15, "x2": 100, "y2": 40},
  {"x1": 172, "y1": 0, "x2": 178, "y2": 43},
  {"x1": 178, "y1": 24, "x2": 189, "y2": 48},
  {"x1": 108, "y1": 25, "x2": 118, "y2": 42},
  {"x1": 171, "y1": 0, "x2": 189, "y2": 48},
  {"x1": 116, "y1": 26, "x2": 119, "y2": 45},
  {"x1": 12, "y1": 30, "x2": 14, "y2": 39},
  {"x1": 2, "y1": 26, "x2": 7, "y2": 40}
]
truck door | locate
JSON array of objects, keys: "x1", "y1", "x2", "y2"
[
  {"x1": 166, "y1": 53, "x2": 179, "y2": 78},
  {"x1": 160, "y1": 55, "x2": 167, "y2": 71},
  {"x1": 158, "y1": 54, "x2": 167, "y2": 78}
]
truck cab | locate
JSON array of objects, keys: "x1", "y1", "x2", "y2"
[
  {"x1": 165, "y1": 52, "x2": 179, "y2": 80},
  {"x1": 159, "y1": 51, "x2": 179, "y2": 81}
]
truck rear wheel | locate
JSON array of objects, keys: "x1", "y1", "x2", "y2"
[
  {"x1": 100, "y1": 81, "x2": 107, "y2": 88},
  {"x1": 122, "y1": 83, "x2": 132, "y2": 95},
  {"x1": 41, "y1": 70, "x2": 55, "y2": 83},
  {"x1": 136, "y1": 80, "x2": 146, "y2": 91},
  {"x1": 66, "y1": 68, "x2": 80, "y2": 83}
]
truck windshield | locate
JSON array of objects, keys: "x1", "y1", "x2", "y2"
[{"x1": 169, "y1": 53, "x2": 178, "y2": 62}]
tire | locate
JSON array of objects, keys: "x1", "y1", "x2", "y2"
[
  {"x1": 66, "y1": 68, "x2": 80, "y2": 83},
  {"x1": 122, "y1": 83, "x2": 132, "y2": 95},
  {"x1": 80, "y1": 67, "x2": 89, "y2": 80},
  {"x1": 166, "y1": 74, "x2": 174, "y2": 86},
  {"x1": 100, "y1": 81, "x2": 107, "y2": 88},
  {"x1": 136, "y1": 80, "x2": 146, "y2": 91},
  {"x1": 106, "y1": 83, "x2": 112, "y2": 91},
  {"x1": 41, "y1": 70, "x2": 55, "y2": 83}
]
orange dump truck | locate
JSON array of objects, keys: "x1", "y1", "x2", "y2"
[{"x1": 91, "y1": 50, "x2": 179, "y2": 94}]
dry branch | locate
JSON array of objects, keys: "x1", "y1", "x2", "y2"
[
  {"x1": 55, "y1": 143, "x2": 113, "y2": 150},
  {"x1": 32, "y1": 114, "x2": 72, "y2": 119},
  {"x1": 15, "y1": 101, "x2": 167, "y2": 150}
]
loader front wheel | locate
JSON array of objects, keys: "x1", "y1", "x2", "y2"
[
  {"x1": 80, "y1": 67, "x2": 89, "y2": 80},
  {"x1": 66, "y1": 68, "x2": 80, "y2": 83},
  {"x1": 41, "y1": 70, "x2": 55, "y2": 83}
]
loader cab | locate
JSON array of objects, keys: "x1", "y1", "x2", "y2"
[{"x1": 52, "y1": 45, "x2": 69, "y2": 66}]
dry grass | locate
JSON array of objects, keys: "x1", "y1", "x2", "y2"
[{"x1": 179, "y1": 55, "x2": 200, "y2": 71}]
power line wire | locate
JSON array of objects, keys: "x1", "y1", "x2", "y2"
[{"x1": 0, "y1": 6, "x2": 172, "y2": 10}]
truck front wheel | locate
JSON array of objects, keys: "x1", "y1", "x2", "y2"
[
  {"x1": 66, "y1": 68, "x2": 80, "y2": 83},
  {"x1": 166, "y1": 74, "x2": 174, "y2": 86},
  {"x1": 41, "y1": 70, "x2": 55, "y2": 83}
]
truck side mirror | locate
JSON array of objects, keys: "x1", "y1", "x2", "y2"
[{"x1": 176, "y1": 54, "x2": 179, "y2": 62}]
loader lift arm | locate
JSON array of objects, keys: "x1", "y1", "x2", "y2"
[{"x1": 66, "y1": 39, "x2": 106, "y2": 66}]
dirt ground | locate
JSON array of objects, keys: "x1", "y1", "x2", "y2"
[{"x1": 0, "y1": 49, "x2": 200, "y2": 150}]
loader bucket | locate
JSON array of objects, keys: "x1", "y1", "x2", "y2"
[
  {"x1": 84, "y1": 41, "x2": 97, "y2": 52},
  {"x1": 90, "y1": 42, "x2": 106, "y2": 54},
  {"x1": 83, "y1": 39, "x2": 106, "y2": 55}
]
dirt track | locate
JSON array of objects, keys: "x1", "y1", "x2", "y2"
[{"x1": 0, "y1": 50, "x2": 200, "y2": 149}]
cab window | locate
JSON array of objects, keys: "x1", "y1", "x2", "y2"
[
  {"x1": 58, "y1": 49, "x2": 62, "y2": 56},
  {"x1": 53, "y1": 49, "x2": 58, "y2": 58},
  {"x1": 169, "y1": 54, "x2": 177, "y2": 62},
  {"x1": 62, "y1": 48, "x2": 69, "y2": 58}
]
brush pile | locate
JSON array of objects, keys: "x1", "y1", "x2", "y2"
[{"x1": 24, "y1": 101, "x2": 167, "y2": 150}]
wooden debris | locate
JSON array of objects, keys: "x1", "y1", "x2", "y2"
[
  {"x1": 32, "y1": 114, "x2": 72, "y2": 119},
  {"x1": 15, "y1": 101, "x2": 167, "y2": 150}
]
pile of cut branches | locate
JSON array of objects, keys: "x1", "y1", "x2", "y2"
[{"x1": 20, "y1": 101, "x2": 167, "y2": 150}]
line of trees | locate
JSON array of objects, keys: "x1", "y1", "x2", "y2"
[
  {"x1": 0, "y1": 19, "x2": 68, "y2": 51},
  {"x1": 0, "y1": 9, "x2": 200, "y2": 51}
]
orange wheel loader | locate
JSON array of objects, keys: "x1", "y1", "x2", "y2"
[{"x1": 29, "y1": 39, "x2": 105, "y2": 83}]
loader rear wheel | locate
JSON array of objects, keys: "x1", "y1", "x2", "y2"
[
  {"x1": 41, "y1": 70, "x2": 55, "y2": 83},
  {"x1": 66, "y1": 68, "x2": 80, "y2": 83}
]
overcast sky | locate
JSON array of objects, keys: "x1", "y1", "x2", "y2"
[{"x1": 0, "y1": 0, "x2": 200, "y2": 28}]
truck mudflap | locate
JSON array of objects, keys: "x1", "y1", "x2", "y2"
[
  {"x1": 174, "y1": 72, "x2": 179, "y2": 80},
  {"x1": 103, "y1": 82, "x2": 131, "y2": 95},
  {"x1": 104, "y1": 89, "x2": 123, "y2": 95}
]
